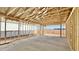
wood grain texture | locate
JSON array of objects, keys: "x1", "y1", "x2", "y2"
[
  {"x1": 0, "y1": 7, "x2": 72, "y2": 25},
  {"x1": 66, "y1": 8, "x2": 79, "y2": 51}
]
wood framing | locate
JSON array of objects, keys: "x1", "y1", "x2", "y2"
[
  {"x1": 0, "y1": 18, "x2": 1, "y2": 37},
  {"x1": 0, "y1": 7, "x2": 72, "y2": 25},
  {"x1": 4, "y1": 17, "x2": 7, "y2": 42},
  {"x1": 66, "y1": 8, "x2": 79, "y2": 51}
]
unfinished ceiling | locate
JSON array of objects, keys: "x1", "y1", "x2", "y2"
[{"x1": 0, "y1": 7, "x2": 73, "y2": 25}]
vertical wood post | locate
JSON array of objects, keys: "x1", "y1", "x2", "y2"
[
  {"x1": 60, "y1": 24, "x2": 62, "y2": 38},
  {"x1": 18, "y1": 21, "x2": 20, "y2": 39},
  {"x1": 31, "y1": 25, "x2": 33, "y2": 34},
  {"x1": 27, "y1": 21, "x2": 29, "y2": 35},
  {"x1": 4, "y1": 17, "x2": 7, "y2": 42},
  {"x1": 0, "y1": 20, "x2": 1, "y2": 37},
  {"x1": 41, "y1": 26, "x2": 43, "y2": 35},
  {"x1": 40, "y1": 25, "x2": 41, "y2": 35},
  {"x1": 23, "y1": 23, "x2": 24, "y2": 36},
  {"x1": 25, "y1": 23, "x2": 26, "y2": 35},
  {"x1": 28, "y1": 22, "x2": 29, "y2": 35},
  {"x1": 26, "y1": 23, "x2": 28, "y2": 35},
  {"x1": 28, "y1": 22, "x2": 30, "y2": 35},
  {"x1": 41, "y1": 25, "x2": 45, "y2": 36},
  {"x1": 21, "y1": 22, "x2": 22, "y2": 36},
  {"x1": 43, "y1": 26, "x2": 44, "y2": 35}
]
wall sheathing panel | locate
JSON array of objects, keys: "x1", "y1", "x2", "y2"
[
  {"x1": 66, "y1": 8, "x2": 79, "y2": 51},
  {"x1": 76, "y1": 8, "x2": 79, "y2": 50}
]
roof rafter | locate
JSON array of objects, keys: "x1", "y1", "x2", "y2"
[
  {"x1": 5, "y1": 7, "x2": 11, "y2": 15},
  {"x1": 11, "y1": 7, "x2": 20, "y2": 16},
  {"x1": 47, "y1": 8, "x2": 72, "y2": 15},
  {"x1": 14, "y1": 7, "x2": 30, "y2": 17},
  {"x1": 0, "y1": 7, "x2": 73, "y2": 25},
  {"x1": 7, "y1": 7, "x2": 18, "y2": 15}
]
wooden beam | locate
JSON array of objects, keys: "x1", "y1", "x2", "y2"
[
  {"x1": 66, "y1": 8, "x2": 75, "y2": 23},
  {"x1": 12, "y1": 8, "x2": 20, "y2": 16},
  {"x1": 23, "y1": 8, "x2": 37, "y2": 20},
  {"x1": 47, "y1": 8, "x2": 72, "y2": 14},
  {"x1": 14, "y1": 8, "x2": 29, "y2": 18},
  {"x1": 15, "y1": 8, "x2": 34, "y2": 17},
  {"x1": 28, "y1": 8, "x2": 71, "y2": 25},
  {"x1": 5, "y1": 7, "x2": 11, "y2": 15},
  {"x1": 28, "y1": 20, "x2": 42, "y2": 25},
  {"x1": 38, "y1": 8, "x2": 47, "y2": 14},
  {"x1": 47, "y1": 10, "x2": 71, "y2": 16},
  {"x1": 24, "y1": 8, "x2": 43, "y2": 20},
  {"x1": 21, "y1": 8, "x2": 46, "y2": 23},
  {"x1": 0, "y1": 12, "x2": 27, "y2": 22},
  {"x1": 0, "y1": 7, "x2": 72, "y2": 26},
  {"x1": 28, "y1": 8, "x2": 47, "y2": 20},
  {"x1": 33, "y1": 11, "x2": 69, "y2": 24},
  {"x1": 7, "y1": 7, "x2": 18, "y2": 15},
  {"x1": 64, "y1": 10, "x2": 72, "y2": 22},
  {"x1": 29, "y1": 8, "x2": 35, "y2": 14}
]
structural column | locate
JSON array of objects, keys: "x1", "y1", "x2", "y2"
[
  {"x1": 31, "y1": 25, "x2": 33, "y2": 34},
  {"x1": 43, "y1": 26, "x2": 45, "y2": 36},
  {"x1": 26, "y1": 22, "x2": 28, "y2": 35},
  {"x1": 30, "y1": 24, "x2": 32, "y2": 35},
  {"x1": 41, "y1": 25, "x2": 44, "y2": 36},
  {"x1": 39, "y1": 25, "x2": 44, "y2": 36},
  {"x1": 4, "y1": 17, "x2": 7, "y2": 42},
  {"x1": 18, "y1": 21, "x2": 21, "y2": 39},
  {"x1": 23, "y1": 22, "x2": 24, "y2": 36},
  {"x1": 0, "y1": 19, "x2": 1, "y2": 37},
  {"x1": 40, "y1": 25, "x2": 41, "y2": 35},
  {"x1": 60, "y1": 24, "x2": 62, "y2": 38},
  {"x1": 27, "y1": 22, "x2": 30, "y2": 35},
  {"x1": 43, "y1": 26, "x2": 45, "y2": 35},
  {"x1": 27, "y1": 21, "x2": 29, "y2": 35},
  {"x1": 25, "y1": 23, "x2": 26, "y2": 35},
  {"x1": 21, "y1": 22, "x2": 23, "y2": 36}
]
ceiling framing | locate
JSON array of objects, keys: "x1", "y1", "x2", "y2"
[{"x1": 0, "y1": 7, "x2": 73, "y2": 25}]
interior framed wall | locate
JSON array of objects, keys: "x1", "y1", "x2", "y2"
[{"x1": 66, "y1": 8, "x2": 79, "y2": 51}]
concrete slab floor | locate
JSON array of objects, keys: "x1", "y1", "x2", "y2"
[{"x1": 0, "y1": 36, "x2": 71, "y2": 51}]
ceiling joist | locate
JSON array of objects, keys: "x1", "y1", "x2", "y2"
[{"x1": 0, "y1": 7, "x2": 73, "y2": 25}]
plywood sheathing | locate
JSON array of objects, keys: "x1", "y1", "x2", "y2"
[{"x1": 66, "y1": 8, "x2": 79, "y2": 51}]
